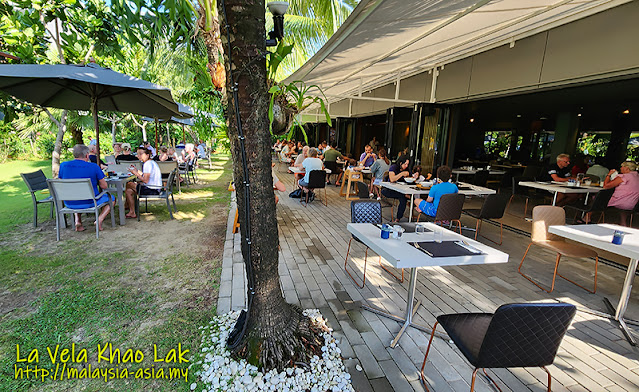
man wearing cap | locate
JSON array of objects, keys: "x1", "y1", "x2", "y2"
[{"x1": 116, "y1": 143, "x2": 139, "y2": 163}]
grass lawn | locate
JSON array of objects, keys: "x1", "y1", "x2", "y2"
[
  {"x1": 0, "y1": 154, "x2": 233, "y2": 391},
  {"x1": 0, "y1": 160, "x2": 53, "y2": 233}
]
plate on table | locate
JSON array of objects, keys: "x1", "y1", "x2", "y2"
[{"x1": 404, "y1": 178, "x2": 415, "y2": 184}]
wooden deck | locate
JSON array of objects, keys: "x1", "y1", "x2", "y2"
[{"x1": 218, "y1": 171, "x2": 639, "y2": 392}]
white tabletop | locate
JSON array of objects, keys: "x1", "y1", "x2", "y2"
[
  {"x1": 289, "y1": 167, "x2": 332, "y2": 174},
  {"x1": 347, "y1": 222, "x2": 509, "y2": 269},
  {"x1": 452, "y1": 169, "x2": 506, "y2": 175},
  {"x1": 380, "y1": 181, "x2": 496, "y2": 196},
  {"x1": 519, "y1": 181, "x2": 602, "y2": 194},
  {"x1": 549, "y1": 224, "x2": 639, "y2": 260}
]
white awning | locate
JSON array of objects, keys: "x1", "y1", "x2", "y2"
[{"x1": 286, "y1": 0, "x2": 632, "y2": 113}]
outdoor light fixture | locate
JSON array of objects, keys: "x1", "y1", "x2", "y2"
[
  {"x1": 623, "y1": 109, "x2": 630, "y2": 114},
  {"x1": 469, "y1": 118, "x2": 475, "y2": 123},
  {"x1": 266, "y1": 1, "x2": 289, "y2": 47}
]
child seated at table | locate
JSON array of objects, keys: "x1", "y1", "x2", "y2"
[
  {"x1": 411, "y1": 165, "x2": 432, "y2": 183},
  {"x1": 413, "y1": 165, "x2": 458, "y2": 217}
]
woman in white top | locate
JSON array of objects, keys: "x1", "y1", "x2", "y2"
[{"x1": 124, "y1": 147, "x2": 162, "y2": 218}]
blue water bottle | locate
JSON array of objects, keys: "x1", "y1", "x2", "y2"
[
  {"x1": 381, "y1": 224, "x2": 391, "y2": 239},
  {"x1": 612, "y1": 230, "x2": 624, "y2": 245}
]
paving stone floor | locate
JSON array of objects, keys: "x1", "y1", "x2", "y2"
[{"x1": 218, "y1": 171, "x2": 639, "y2": 392}]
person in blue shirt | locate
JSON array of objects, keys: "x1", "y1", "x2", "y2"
[
  {"x1": 413, "y1": 165, "x2": 458, "y2": 217},
  {"x1": 58, "y1": 144, "x2": 112, "y2": 232}
]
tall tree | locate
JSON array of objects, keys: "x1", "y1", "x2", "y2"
[{"x1": 218, "y1": 0, "x2": 323, "y2": 370}]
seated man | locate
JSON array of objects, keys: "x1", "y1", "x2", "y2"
[
  {"x1": 322, "y1": 142, "x2": 344, "y2": 185},
  {"x1": 88, "y1": 144, "x2": 107, "y2": 170},
  {"x1": 116, "y1": 143, "x2": 139, "y2": 162},
  {"x1": 59, "y1": 144, "x2": 112, "y2": 231},
  {"x1": 414, "y1": 165, "x2": 458, "y2": 217},
  {"x1": 197, "y1": 140, "x2": 207, "y2": 159},
  {"x1": 359, "y1": 144, "x2": 377, "y2": 167},
  {"x1": 124, "y1": 147, "x2": 162, "y2": 219},
  {"x1": 585, "y1": 156, "x2": 609, "y2": 183},
  {"x1": 540, "y1": 153, "x2": 579, "y2": 206}
]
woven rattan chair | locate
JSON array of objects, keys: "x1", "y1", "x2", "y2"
[
  {"x1": 420, "y1": 303, "x2": 576, "y2": 392},
  {"x1": 344, "y1": 200, "x2": 382, "y2": 288},
  {"x1": 519, "y1": 206, "x2": 599, "y2": 293},
  {"x1": 20, "y1": 170, "x2": 54, "y2": 228},
  {"x1": 464, "y1": 193, "x2": 509, "y2": 245},
  {"x1": 416, "y1": 193, "x2": 465, "y2": 234}
]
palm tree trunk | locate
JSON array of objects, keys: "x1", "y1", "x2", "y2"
[{"x1": 217, "y1": 0, "x2": 322, "y2": 371}]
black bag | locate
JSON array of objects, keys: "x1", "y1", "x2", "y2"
[{"x1": 289, "y1": 188, "x2": 303, "y2": 198}]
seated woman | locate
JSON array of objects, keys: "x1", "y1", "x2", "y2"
[
  {"x1": 298, "y1": 148, "x2": 323, "y2": 192},
  {"x1": 369, "y1": 148, "x2": 390, "y2": 198},
  {"x1": 381, "y1": 155, "x2": 411, "y2": 222},
  {"x1": 604, "y1": 161, "x2": 639, "y2": 225},
  {"x1": 413, "y1": 165, "x2": 458, "y2": 218},
  {"x1": 154, "y1": 146, "x2": 172, "y2": 162},
  {"x1": 124, "y1": 147, "x2": 162, "y2": 219}
]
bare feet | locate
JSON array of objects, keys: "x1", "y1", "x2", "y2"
[
  {"x1": 75, "y1": 223, "x2": 86, "y2": 232},
  {"x1": 125, "y1": 213, "x2": 136, "y2": 219}
]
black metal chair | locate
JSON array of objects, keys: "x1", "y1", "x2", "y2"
[
  {"x1": 522, "y1": 165, "x2": 542, "y2": 179},
  {"x1": 324, "y1": 161, "x2": 340, "y2": 184},
  {"x1": 135, "y1": 169, "x2": 178, "y2": 220},
  {"x1": 416, "y1": 193, "x2": 466, "y2": 234},
  {"x1": 344, "y1": 200, "x2": 382, "y2": 288},
  {"x1": 356, "y1": 181, "x2": 370, "y2": 199},
  {"x1": 564, "y1": 188, "x2": 614, "y2": 224},
  {"x1": 303, "y1": 170, "x2": 327, "y2": 206},
  {"x1": 472, "y1": 170, "x2": 489, "y2": 187},
  {"x1": 463, "y1": 193, "x2": 509, "y2": 245},
  {"x1": 420, "y1": 302, "x2": 577, "y2": 392},
  {"x1": 20, "y1": 170, "x2": 54, "y2": 227}
]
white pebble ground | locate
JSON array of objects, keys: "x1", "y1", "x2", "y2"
[{"x1": 191, "y1": 309, "x2": 355, "y2": 392}]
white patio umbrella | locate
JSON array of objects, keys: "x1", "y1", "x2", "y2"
[{"x1": 0, "y1": 63, "x2": 183, "y2": 161}]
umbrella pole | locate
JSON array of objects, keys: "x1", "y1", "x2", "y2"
[
  {"x1": 182, "y1": 124, "x2": 185, "y2": 144},
  {"x1": 155, "y1": 118, "x2": 159, "y2": 149},
  {"x1": 92, "y1": 97, "x2": 100, "y2": 163},
  {"x1": 166, "y1": 123, "x2": 170, "y2": 147}
]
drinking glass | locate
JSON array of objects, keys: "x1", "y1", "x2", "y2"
[
  {"x1": 434, "y1": 227, "x2": 443, "y2": 243},
  {"x1": 416, "y1": 223, "x2": 427, "y2": 235}
]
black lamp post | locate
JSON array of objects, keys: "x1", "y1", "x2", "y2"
[{"x1": 266, "y1": 1, "x2": 289, "y2": 47}]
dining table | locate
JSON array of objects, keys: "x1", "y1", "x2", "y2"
[
  {"x1": 105, "y1": 174, "x2": 136, "y2": 225},
  {"x1": 380, "y1": 181, "x2": 496, "y2": 222},
  {"x1": 347, "y1": 222, "x2": 509, "y2": 347},
  {"x1": 548, "y1": 224, "x2": 639, "y2": 345},
  {"x1": 452, "y1": 168, "x2": 506, "y2": 181},
  {"x1": 518, "y1": 181, "x2": 601, "y2": 205}
]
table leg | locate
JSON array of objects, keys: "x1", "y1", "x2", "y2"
[
  {"x1": 552, "y1": 192, "x2": 558, "y2": 206},
  {"x1": 117, "y1": 182, "x2": 126, "y2": 225},
  {"x1": 409, "y1": 195, "x2": 414, "y2": 222},
  {"x1": 360, "y1": 268, "x2": 444, "y2": 347},
  {"x1": 614, "y1": 258, "x2": 638, "y2": 345},
  {"x1": 584, "y1": 192, "x2": 590, "y2": 205}
]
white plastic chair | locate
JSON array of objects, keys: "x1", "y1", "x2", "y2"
[{"x1": 47, "y1": 178, "x2": 115, "y2": 241}]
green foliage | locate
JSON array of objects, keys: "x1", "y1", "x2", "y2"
[
  {"x1": 577, "y1": 133, "x2": 609, "y2": 157},
  {"x1": 268, "y1": 81, "x2": 331, "y2": 143}
]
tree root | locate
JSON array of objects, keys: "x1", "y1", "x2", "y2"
[{"x1": 231, "y1": 304, "x2": 325, "y2": 372}]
